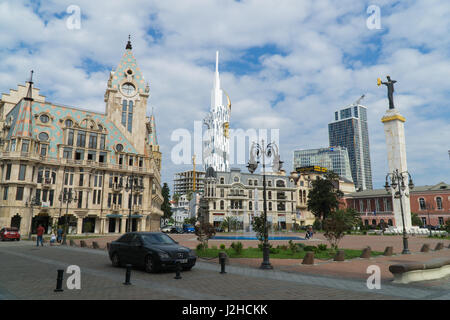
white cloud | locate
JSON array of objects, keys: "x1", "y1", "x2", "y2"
[{"x1": 1, "y1": 0, "x2": 449, "y2": 191}]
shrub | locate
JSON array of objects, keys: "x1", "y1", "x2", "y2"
[
  {"x1": 304, "y1": 245, "x2": 317, "y2": 252},
  {"x1": 296, "y1": 243, "x2": 306, "y2": 250},
  {"x1": 317, "y1": 244, "x2": 327, "y2": 251},
  {"x1": 230, "y1": 242, "x2": 243, "y2": 255},
  {"x1": 196, "y1": 243, "x2": 208, "y2": 251},
  {"x1": 269, "y1": 248, "x2": 280, "y2": 254},
  {"x1": 211, "y1": 245, "x2": 217, "y2": 250},
  {"x1": 288, "y1": 240, "x2": 299, "y2": 253},
  {"x1": 219, "y1": 244, "x2": 226, "y2": 250},
  {"x1": 258, "y1": 243, "x2": 273, "y2": 251},
  {"x1": 363, "y1": 231, "x2": 367, "y2": 235}
]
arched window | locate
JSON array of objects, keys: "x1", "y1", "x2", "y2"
[
  {"x1": 372, "y1": 219, "x2": 376, "y2": 225},
  {"x1": 419, "y1": 198, "x2": 426, "y2": 210},
  {"x1": 268, "y1": 191, "x2": 272, "y2": 200},
  {"x1": 276, "y1": 180, "x2": 285, "y2": 188},
  {"x1": 220, "y1": 177, "x2": 224, "y2": 184},
  {"x1": 121, "y1": 100, "x2": 127, "y2": 126},
  {"x1": 249, "y1": 201, "x2": 252, "y2": 210},
  {"x1": 388, "y1": 219, "x2": 393, "y2": 226},
  {"x1": 127, "y1": 101, "x2": 133, "y2": 132},
  {"x1": 220, "y1": 200, "x2": 224, "y2": 210},
  {"x1": 436, "y1": 197, "x2": 443, "y2": 210},
  {"x1": 268, "y1": 202, "x2": 272, "y2": 211}
]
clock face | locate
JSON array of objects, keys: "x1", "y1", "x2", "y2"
[{"x1": 121, "y1": 83, "x2": 136, "y2": 96}]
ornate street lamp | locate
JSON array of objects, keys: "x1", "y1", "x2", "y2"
[
  {"x1": 247, "y1": 139, "x2": 283, "y2": 270},
  {"x1": 58, "y1": 189, "x2": 78, "y2": 245},
  {"x1": 385, "y1": 169, "x2": 414, "y2": 254},
  {"x1": 26, "y1": 195, "x2": 41, "y2": 240},
  {"x1": 125, "y1": 175, "x2": 144, "y2": 232}
]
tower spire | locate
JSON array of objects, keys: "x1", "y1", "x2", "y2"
[
  {"x1": 126, "y1": 35, "x2": 132, "y2": 50},
  {"x1": 25, "y1": 70, "x2": 34, "y2": 101}
]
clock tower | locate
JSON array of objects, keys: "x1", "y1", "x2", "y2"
[{"x1": 104, "y1": 36, "x2": 152, "y2": 155}]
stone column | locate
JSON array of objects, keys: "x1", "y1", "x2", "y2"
[
  {"x1": 382, "y1": 109, "x2": 412, "y2": 230},
  {"x1": 115, "y1": 218, "x2": 120, "y2": 233},
  {"x1": 76, "y1": 217, "x2": 83, "y2": 234},
  {"x1": 120, "y1": 218, "x2": 126, "y2": 233},
  {"x1": 140, "y1": 216, "x2": 146, "y2": 231}
]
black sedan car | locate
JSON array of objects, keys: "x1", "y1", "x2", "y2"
[{"x1": 108, "y1": 232, "x2": 196, "y2": 273}]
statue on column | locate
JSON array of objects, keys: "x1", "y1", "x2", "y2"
[{"x1": 378, "y1": 76, "x2": 397, "y2": 109}]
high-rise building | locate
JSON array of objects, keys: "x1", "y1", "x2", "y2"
[
  {"x1": 173, "y1": 170, "x2": 205, "y2": 195},
  {"x1": 203, "y1": 51, "x2": 231, "y2": 172},
  {"x1": 293, "y1": 147, "x2": 353, "y2": 183},
  {"x1": 328, "y1": 103, "x2": 373, "y2": 190}
]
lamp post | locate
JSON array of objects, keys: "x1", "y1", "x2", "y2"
[
  {"x1": 26, "y1": 195, "x2": 41, "y2": 240},
  {"x1": 125, "y1": 175, "x2": 144, "y2": 233},
  {"x1": 384, "y1": 169, "x2": 414, "y2": 254},
  {"x1": 247, "y1": 139, "x2": 283, "y2": 270},
  {"x1": 58, "y1": 189, "x2": 78, "y2": 245},
  {"x1": 426, "y1": 204, "x2": 434, "y2": 237}
]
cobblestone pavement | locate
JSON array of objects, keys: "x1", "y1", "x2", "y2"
[
  {"x1": 66, "y1": 233, "x2": 450, "y2": 282},
  {"x1": 0, "y1": 241, "x2": 448, "y2": 300}
]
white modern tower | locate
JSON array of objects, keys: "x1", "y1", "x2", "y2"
[
  {"x1": 203, "y1": 51, "x2": 231, "y2": 172},
  {"x1": 382, "y1": 108, "x2": 412, "y2": 230}
]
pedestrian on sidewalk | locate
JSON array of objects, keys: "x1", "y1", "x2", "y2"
[
  {"x1": 50, "y1": 233, "x2": 56, "y2": 246},
  {"x1": 57, "y1": 227, "x2": 63, "y2": 243},
  {"x1": 36, "y1": 224, "x2": 45, "y2": 247}
]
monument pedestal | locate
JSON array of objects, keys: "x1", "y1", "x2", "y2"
[{"x1": 382, "y1": 109, "x2": 412, "y2": 230}]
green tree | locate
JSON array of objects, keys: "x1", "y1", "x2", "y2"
[
  {"x1": 251, "y1": 215, "x2": 266, "y2": 245},
  {"x1": 161, "y1": 183, "x2": 173, "y2": 219},
  {"x1": 307, "y1": 172, "x2": 343, "y2": 221},
  {"x1": 411, "y1": 213, "x2": 423, "y2": 227},
  {"x1": 172, "y1": 193, "x2": 181, "y2": 206},
  {"x1": 322, "y1": 208, "x2": 358, "y2": 250},
  {"x1": 186, "y1": 190, "x2": 194, "y2": 202}
]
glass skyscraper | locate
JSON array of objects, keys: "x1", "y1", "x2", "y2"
[
  {"x1": 328, "y1": 104, "x2": 373, "y2": 190},
  {"x1": 293, "y1": 147, "x2": 353, "y2": 183}
]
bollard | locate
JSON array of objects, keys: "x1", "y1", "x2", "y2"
[
  {"x1": 92, "y1": 241, "x2": 100, "y2": 249},
  {"x1": 54, "y1": 269, "x2": 64, "y2": 292},
  {"x1": 434, "y1": 242, "x2": 444, "y2": 251},
  {"x1": 69, "y1": 239, "x2": 75, "y2": 247},
  {"x1": 360, "y1": 247, "x2": 371, "y2": 259},
  {"x1": 302, "y1": 252, "x2": 314, "y2": 265},
  {"x1": 421, "y1": 244, "x2": 430, "y2": 253},
  {"x1": 174, "y1": 262, "x2": 182, "y2": 279},
  {"x1": 80, "y1": 240, "x2": 87, "y2": 248},
  {"x1": 123, "y1": 264, "x2": 132, "y2": 285},
  {"x1": 383, "y1": 246, "x2": 394, "y2": 256},
  {"x1": 333, "y1": 250, "x2": 345, "y2": 261},
  {"x1": 106, "y1": 242, "x2": 111, "y2": 251},
  {"x1": 220, "y1": 256, "x2": 226, "y2": 274}
]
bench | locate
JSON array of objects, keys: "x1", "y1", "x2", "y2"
[{"x1": 389, "y1": 257, "x2": 450, "y2": 284}]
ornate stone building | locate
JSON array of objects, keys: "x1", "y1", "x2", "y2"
[
  {"x1": 203, "y1": 167, "x2": 297, "y2": 230},
  {"x1": 0, "y1": 39, "x2": 163, "y2": 236}
]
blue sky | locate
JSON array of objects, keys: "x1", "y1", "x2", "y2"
[{"x1": 1, "y1": 0, "x2": 449, "y2": 192}]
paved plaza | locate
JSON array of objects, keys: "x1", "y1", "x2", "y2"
[{"x1": 0, "y1": 236, "x2": 449, "y2": 300}]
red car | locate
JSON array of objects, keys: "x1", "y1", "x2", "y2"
[{"x1": 0, "y1": 227, "x2": 21, "y2": 241}]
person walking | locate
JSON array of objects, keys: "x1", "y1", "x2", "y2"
[
  {"x1": 57, "y1": 227, "x2": 63, "y2": 243},
  {"x1": 36, "y1": 224, "x2": 45, "y2": 247}
]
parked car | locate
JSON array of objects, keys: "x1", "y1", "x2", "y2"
[
  {"x1": 172, "y1": 226, "x2": 184, "y2": 234},
  {"x1": 161, "y1": 225, "x2": 174, "y2": 233},
  {"x1": 183, "y1": 224, "x2": 195, "y2": 233},
  {"x1": 0, "y1": 227, "x2": 20, "y2": 241},
  {"x1": 108, "y1": 232, "x2": 196, "y2": 273}
]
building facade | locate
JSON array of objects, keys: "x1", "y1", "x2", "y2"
[
  {"x1": 203, "y1": 168, "x2": 297, "y2": 230},
  {"x1": 329, "y1": 104, "x2": 373, "y2": 190},
  {"x1": 203, "y1": 51, "x2": 231, "y2": 172},
  {"x1": 0, "y1": 40, "x2": 163, "y2": 236},
  {"x1": 342, "y1": 182, "x2": 450, "y2": 227},
  {"x1": 293, "y1": 147, "x2": 353, "y2": 183}
]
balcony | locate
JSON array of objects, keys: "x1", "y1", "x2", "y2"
[
  {"x1": 112, "y1": 204, "x2": 122, "y2": 212},
  {"x1": 132, "y1": 204, "x2": 142, "y2": 212},
  {"x1": 42, "y1": 178, "x2": 52, "y2": 188},
  {"x1": 112, "y1": 183, "x2": 123, "y2": 192}
]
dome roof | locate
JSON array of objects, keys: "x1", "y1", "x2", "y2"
[{"x1": 205, "y1": 166, "x2": 217, "y2": 178}]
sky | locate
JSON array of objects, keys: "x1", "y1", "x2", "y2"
[{"x1": 1, "y1": 0, "x2": 449, "y2": 192}]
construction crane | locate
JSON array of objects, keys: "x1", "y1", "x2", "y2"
[
  {"x1": 354, "y1": 94, "x2": 365, "y2": 106},
  {"x1": 192, "y1": 154, "x2": 196, "y2": 192}
]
